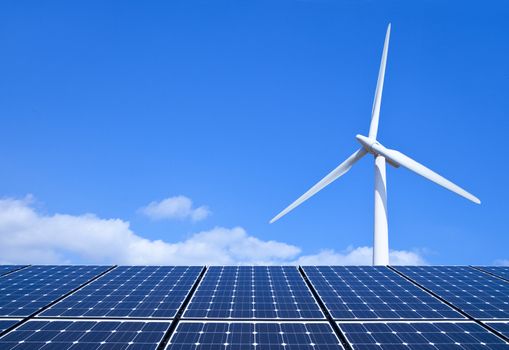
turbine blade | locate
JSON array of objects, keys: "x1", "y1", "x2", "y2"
[
  {"x1": 368, "y1": 23, "x2": 391, "y2": 139},
  {"x1": 372, "y1": 144, "x2": 481, "y2": 204},
  {"x1": 270, "y1": 148, "x2": 368, "y2": 223}
]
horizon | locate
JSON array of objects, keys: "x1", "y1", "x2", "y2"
[{"x1": 0, "y1": 0, "x2": 508, "y2": 266}]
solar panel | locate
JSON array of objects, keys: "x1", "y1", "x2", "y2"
[
  {"x1": 41, "y1": 266, "x2": 203, "y2": 319},
  {"x1": 0, "y1": 319, "x2": 170, "y2": 349},
  {"x1": 0, "y1": 266, "x2": 25, "y2": 277},
  {"x1": 394, "y1": 266, "x2": 509, "y2": 320},
  {"x1": 0, "y1": 266, "x2": 110, "y2": 317},
  {"x1": 166, "y1": 321, "x2": 344, "y2": 349},
  {"x1": 476, "y1": 267, "x2": 509, "y2": 281},
  {"x1": 338, "y1": 322, "x2": 509, "y2": 349},
  {"x1": 183, "y1": 266, "x2": 324, "y2": 319},
  {"x1": 486, "y1": 322, "x2": 509, "y2": 338},
  {"x1": 303, "y1": 266, "x2": 463, "y2": 320},
  {"x1": 0, "y1": 320, "x2": 19, "y2": 333}
]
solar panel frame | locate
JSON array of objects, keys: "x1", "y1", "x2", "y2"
[
  {"x1": 0, "y1": 265, "x2": 111, "y2": 317},
  {"x1": 166, "y1": 321, "x2": 344, "y2": 350},
  {"x1": 40, "y1": 266, "x2": 204, "y2": 319},
  {"x1": 303, "y1": 266, "x2": 464, "y2": 321},
  {"x1": 183, "y1": 266, "x2": 325, "y2": 320},
  {"x1": 0, "y1": 319, "x2": 171, "y2": 349},
  {"x1": 0, "y1": 320, "x2": 20, "y2": 334},
  {"x1": 394, "y1": 266, "x2": 509, "y2": 320},
  {"x1": 338, "y1": 321, "x2": 509, "y2": 349},
  {"x1": 476, "y1": 266, "x2": 509, "y2": 282},
  {"x1": 0, "y1": 266, "x2": 26, "y2": 277},
  {"x1": 485, "y1": 322, "x2": 509, "y2": 340}
]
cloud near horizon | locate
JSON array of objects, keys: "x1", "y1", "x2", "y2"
[
  {"x1": 0, "y1": 196, "x2": 426, "y2": 265},
  {"x1": 139, "y1": 195, "x2": 210, "y2": 222}
]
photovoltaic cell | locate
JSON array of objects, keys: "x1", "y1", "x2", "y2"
[
  {"x1": 166, "y1": 322, "x2": 343, "y2": 349},
  {"x1": 486, "y1": 322, "x2": 509, "y2": 339},
  {"x1": 41, "y1": 266, "x2": 203, "y2": 319},
  {"x1": 0, "y1": 266, "x2": 110, "y2": 317},
  {"x1": 303, "y1": 266, "x2": 462, "y2": 320},
  {"x1": 0, "y1": 320, "x2": 170, "y2": 349},
  {"x1": 0, "y1": 266, "x2": 25, "y2": 277},
  {"x1": 0, "y1": 320, "x2": 19, "y2": 333},
  {"x1": 338, "y1": 322, "x2": 509, "y2": 349},
  {"x1": 183, "y1": 266, "x2": 324, "y2": 319},
  {"x1": 394, "y1": 266, "x2": 509, "y2": 319},
  {"x1": 477, "y1": 267, "x2": 509, "y2": 281}
]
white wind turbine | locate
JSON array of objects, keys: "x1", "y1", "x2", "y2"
[{"x1": 269, "y1": 24, "x2": 480, "y2": 266}]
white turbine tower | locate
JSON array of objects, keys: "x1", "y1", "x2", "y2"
[{"x1": 269, "y1": 24, "x2": 480, "y2": 266}]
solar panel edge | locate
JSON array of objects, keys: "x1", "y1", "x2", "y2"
[
  {"x1": 156, "y1": 266, "x2": 207, "y2": 350},
  {"x1": 0, "y1": 265, "x2": 29, "y2": 277},
  {"x1": 298, "y1": 266, "x2": 354, "y2": 350},
  {"x1": 472, "y1": 266, "x2": 509, "y2": 284}
]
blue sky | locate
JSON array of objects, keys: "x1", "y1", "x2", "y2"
[{"x1": 0, "y1": 0, "x2": 508, "y2": 265}]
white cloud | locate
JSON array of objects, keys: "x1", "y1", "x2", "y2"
[
  {"x1": 0, "y1": 196, "x2": 426, "y2": 265},
  {"x1": 139, "y1": 196, "x2": 210, "y2": 222},
  {"x1": 292, "y1": 246, "x2": 427, "y2": 266},
  {"x1": 494, "y1": 259, "x2": 509, "y2": 266}
]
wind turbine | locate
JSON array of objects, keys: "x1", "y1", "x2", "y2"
[{"x1": 269, "y1": 24, "x2": 480, "y2": 266}]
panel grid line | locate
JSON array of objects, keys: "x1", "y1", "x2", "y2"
[
  {"x1": 156, "y1": 265, "x2": 207, "y2": 350},
  {"x1": 0, "y1": 265, "x2": 30, "y2": 278},
  {"x1": 0, "y1": 265, "x2": 117, "y2": 339},
  {"x1": 388, "y1": 265, "x2": 509, "y2": 344},
  {"x1": 298, "y1": 266, "x2": 353, "y2": 350},
  {"x1": 472, "y1": 266, "x2": 509, "y2": 284},
  {"x1": 183, "y1": 266, "x2": 324, "y2": 320},
  {"x1": 40, "y1": 266, "x2": 203, "y2": 319}
]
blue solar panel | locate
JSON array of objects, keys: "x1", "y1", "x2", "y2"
[
  {"x1": 0, "y1": 320, "x2": 19, "y2": 333},
  {"x1": 41, "y1": 266, "x2": 202, "y2": 319},
  {"x1": 338, "y1": 322, "x2": 509, "y2": 349},
  {"x1": 0, "y1": 266, "x2": 110, "y2": 317},
  {"x1": 0, "y1": 266, "x2": 25, "y2": 277},
  {"x1": 477, "y1": 267, "x2": 509, "y2": 281},
  {"x1": 0, "y1": 320, "x2": 170, "y2": 349},
  {"x1": 166, "y1": 322, "x2": 343, "y2": 349},
  {"x1": 303, "y1": 266, "x2": 462, "y2": 320},
  {"x1": 395, "y1": 266, "x2": 509, "y2": 320},
  {"x1": 486, "y1": 322, "x2": 509, "y2": 339},
  {"x1": 183, "y1": 266, "x2": 324, "y2": 319}
]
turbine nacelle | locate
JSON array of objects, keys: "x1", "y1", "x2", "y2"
[
  {"x1": 355, "y1": 134, "x2": 379, "y2": 154},
  {"x1": 356, "y1": 134, "x2": 400, "y2": 168}
]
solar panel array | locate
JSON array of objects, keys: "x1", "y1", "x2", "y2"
[{"x1": 0, "y1": 265, "x2": 508, "y2": 350}]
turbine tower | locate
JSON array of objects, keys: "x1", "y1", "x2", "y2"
[{"x1": 269, "y1": 24, "x2": 480, "y2": 266}]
